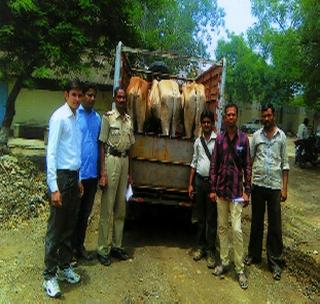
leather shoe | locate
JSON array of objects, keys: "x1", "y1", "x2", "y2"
[
  {"x1": 97, "y1": 254, "x2": 111, "y2": 266},
  {"x1": 244, "y1": 255, "x2": 261, "y2": 266},
  {"x1": 111, "y1": 248, "x2": 129, "y2": 260}
]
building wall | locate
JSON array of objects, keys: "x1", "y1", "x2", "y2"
[{"x1": 13, "y1": 88, "x2": 113, "y2": 127}]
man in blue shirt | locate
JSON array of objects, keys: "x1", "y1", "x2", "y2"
[{"x1": 72, "y1": 82, "x2": 101, "y2": 261}]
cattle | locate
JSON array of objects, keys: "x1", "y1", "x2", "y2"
[
  {"x1": 182, "y1": 82, "x2": 206, "y2": 138},
  {"x1": 126, "y1": 76, "x2": 149, "y2": 133},
  {"x1": 156, "y1": 79, "x2": 182, "y2": 137}
]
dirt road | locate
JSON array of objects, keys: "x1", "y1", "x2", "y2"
[{"x1": 0, "y1": 138, "x2": 319, "y2": 303}]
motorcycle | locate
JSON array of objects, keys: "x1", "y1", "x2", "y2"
[{"x1": 294, "y1": 135, "x2": 319, "y2": 168}]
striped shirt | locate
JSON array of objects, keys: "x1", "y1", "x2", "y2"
[{"x1": 209, "y1": 129, "x2": 251, "y2": 199}]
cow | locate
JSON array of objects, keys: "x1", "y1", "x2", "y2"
[
  {"x1": 182, "y1": 82, "x2": 206, "y2": 138},
  {"x1": 156, "y1": 79, "x2": 182, "y2": 137},
  {"x1": 126, "y1": 76, "x2": 150, "y2": 133}
]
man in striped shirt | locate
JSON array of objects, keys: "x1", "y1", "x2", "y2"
[{"x1": 209, "y1": 103, "x2": 251, "y2": 289}]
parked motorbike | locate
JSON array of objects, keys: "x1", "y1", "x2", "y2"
[{"x1": 294, "y1": 135, "x2": 319, "y2": 168}]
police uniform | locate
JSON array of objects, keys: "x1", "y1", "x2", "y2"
[{"x1": 97, "y1": 109, "x2": 135, "y2": 257}]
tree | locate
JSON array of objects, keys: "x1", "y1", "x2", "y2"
[
  {"x1": 0, "y1": 0, "x2": 140, "y2": 145},
  {"x1": 129, "y1": 0, "x2": 224, "y2": 57},
  {"x1": 0, "y1": 0, "x2": 225, "y2": 147},
  {"x1": 215, "y1": 34, "x2": 270, "y2": 104},
  {"x1": 299, "y1": 0, "x2": 320, "y2": 110}
]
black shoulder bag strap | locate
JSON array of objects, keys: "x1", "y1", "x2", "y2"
[{"x1": 200, "y1": 136, "x2": 212, "y2": 161}]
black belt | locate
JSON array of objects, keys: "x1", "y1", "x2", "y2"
[
  {"x1": 108, "y1": 146, "x2": 129, "y2": 158},
  {"x1": 196, "y1": 173, "x2": 210, "y2": 182},
  {"x1": 57, "y1": 169, "x2": 79, "y2": 176}
]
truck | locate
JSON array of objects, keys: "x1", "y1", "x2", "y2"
[{"x1": 113, "y1": 41, "x2": 226, "y2": 208}]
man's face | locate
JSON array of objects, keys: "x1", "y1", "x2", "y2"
[
  {"x1": 261, "y1": 108, "x2": 275, "y2": 129},
  {"x1": 65, "y1": 89, "x2": 83, "y2": 112},
  {"x1": 115, "y1": 89, "x2": 126, "y2": 111},
  {"x1": 201, "y1": 117, "x2": 213, "y2": 134},
  {"x1": 82, "y1": 88, "x2": 96, "y2": 110},
  {"x1": 224, "y1": 106, "x2": 238, "y2": 128}
]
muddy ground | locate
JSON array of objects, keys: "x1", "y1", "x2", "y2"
[{"x1": 0, "y1": 138, "x2": 319, "y2": 304}]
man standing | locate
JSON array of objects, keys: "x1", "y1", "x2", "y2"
[
  {"x1": 97, "y1": 87, "x2": 135, "y2": 266},
  {"x1": 43, "y1": 80, "x2": 84, "y2": 298},
  {"x1": 188, "y1": 109, "x2": 218, "y2": 269},
  {"x1": 209, "y1": 103, "x2": 251, "y2": 289},
  {"x1": 244, "y1": 103, "x2": 289, "y2": 281},
  {"x1": 72, "y1": 83, "x2": 101, "y2": 261}
]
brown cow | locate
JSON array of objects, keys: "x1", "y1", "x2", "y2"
[
  {"x1": 182, "y1": 82, "x2": 206, "y2": 138},
  {"x1": 157, "y1": 79, "x2": 182, "y2": 137},
  {"x1": 126, "y1": 76, "x2": 149, "y2": 133}
]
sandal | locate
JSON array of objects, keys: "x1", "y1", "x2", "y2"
[
  {"x1": 212, "y1": 265, "x2": 228, "y2": 277},
  {"x1": 273, "y1": 269, "x2": 281, "y2": 281},
  {"x1": 238, "y1": 272, "x2": 248, "y2": 289}
]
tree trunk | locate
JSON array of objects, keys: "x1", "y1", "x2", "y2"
[{"x1": 0, "y1": 76, "x2": 24, "y2": 147}]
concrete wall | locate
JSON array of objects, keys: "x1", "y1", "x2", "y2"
[{"x1": 13, "y1": 88, "x2": 113, "y2": 127}]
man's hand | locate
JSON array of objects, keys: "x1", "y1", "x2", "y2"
[
  {"x1": 51, "y1": 191, "x2": 62, "y2": 207},
  {"x1": 280, "y1": 189, "x2": 287, "y2": 202},
  {"x1": 242, "y1": 192, "x2": 250, "y2": 207},
  {"x1": 79, "y1": 182, "x2": 84, "y2": 197},
  {"x1": 99, "y1": 174, "x2": 108, "y2": 189},
  {"x1": 209, "y1": 192, "x2": 217, "y2": 202},
  {"x1": 188, "y1": 185, "x2": 194, "y2": 199}
]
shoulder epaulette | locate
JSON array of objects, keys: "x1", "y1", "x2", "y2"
[{"x1": 104, "y1": 110, "x2": 114, "y2": 116}]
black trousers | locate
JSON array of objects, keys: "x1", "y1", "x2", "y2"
[
  {"x1": 44, "y1": 170, "x2": 80, "y2": 279},
  {"x1": 195, "y1": 174, "x2": 218, "y2": 254},
  {"x1": 248, "y1": 185, "x2": 284, "y2": 270},
  {"x1": 72, "y1": 178, "x2": 98, "y2": 251}
]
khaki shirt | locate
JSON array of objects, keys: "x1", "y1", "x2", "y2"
[{"x1": 99, "y1": 109, "x2": 135, "y2": 152}]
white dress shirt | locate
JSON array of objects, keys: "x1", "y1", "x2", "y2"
[
  {"x1": 190, "y1": 131, "x2": 217, "y2": 177},
  {"x1": 46, "y1": 103, "x2": 82, "y2": 192}
]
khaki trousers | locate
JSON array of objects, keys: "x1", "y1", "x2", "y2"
[
  {"x1": 97, "y1": 155, "x2": 128, "y2": 256},
  {"x1": 217, "y1": 197, "x2": 244, "y2": 273}
]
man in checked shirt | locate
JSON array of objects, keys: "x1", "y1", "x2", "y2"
[{"x1": 209, "y1": 103, "x2": 252, "y2": 289}]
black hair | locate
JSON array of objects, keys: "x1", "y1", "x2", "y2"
[
  {"x1": 224, "y1": 103, "x2": 238, "y2": 115},
  {"x1": 114, "y1": 86, "x2": 125, "y2": 97},
  {"x1": 65, "y1": 79, "x2": 84, "y2": 93},
  {"x1": 200, "y1": 109, "x2": 215, "y2": 123},
  {"x1": 303, "y1": 118, "x2": 309, "y2": 125},
  {"x1": 83, "y1": 81, "x2": 97, "y2": 93},
  {"x1": 261, "y1": 103, "x2": 275, "y2": 113}
]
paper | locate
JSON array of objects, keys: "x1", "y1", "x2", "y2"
[{"x1": 126, "y1": 184, "x2": 133, "y2": 201}]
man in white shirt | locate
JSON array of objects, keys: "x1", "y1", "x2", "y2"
[
  {"x1": 297, "y1": 118, "x2": 309, "y2": 140},
  {"x1": 188, "y1": 109, "x2": 218, "y2": 269},
  {"x1": 244, "y1": 103, "x2": 289, "y2": 281},
  {"x1": 43, "y1": 80, "x2": 84, "y2": 298}
]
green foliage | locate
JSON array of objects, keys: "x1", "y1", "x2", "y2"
[{"x1": 248, "y1": 0, "x2": 320, "y2": 110}]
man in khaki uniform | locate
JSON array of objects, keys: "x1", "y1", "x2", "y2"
[{"x1": 97, "y1": 87, "x2": 135, "y2": 266}]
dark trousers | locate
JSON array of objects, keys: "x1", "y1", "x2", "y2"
[
  {"x1": 72, "y1": 178, "x2": 98, "y2": 251},
  {"x1": 248, "y1": 185, "x2": 284, "y2": 270},
  {"x1": 195, "y1": 174, "x2": 218, "y2": 254},
  {"x1": 44, "y1": 170, "x2": 80, "y2": 279}
]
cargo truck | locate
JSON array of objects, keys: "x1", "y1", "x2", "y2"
[{"x1": 113, "y1": 42, "x2": 226, "y2": 208}]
